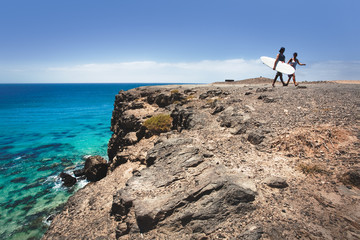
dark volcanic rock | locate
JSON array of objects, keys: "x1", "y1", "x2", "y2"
[
  {"x1": 341, "y1": 168, "x2": 360, "y2": 187},
  {"x1": 171, "y1": 106, "x2": 194, "y2": 132},
  {"x1": 73, "y1": 169, "x2": 85, "y2": 177},
  {"x1": 152, "y1": 92, "x2": 186, "y2": 108},
  {"x1": 84, "y1": 156, "x2": 108, "y2": 182},
  {"x1": 199, "y1": 89, "x2": 226, "y2": 99},
  {"x1": 258, "y1": 95, "x2": 275, "y2": 103},
  {"x1": 46, "y1": 214, "x2": 56, "y2": 223},
  {"x1": 247, "y1": 132, "x2": 265, "y2": 145},
  {"x1": 154, "y1": 93, "x2": 171, "y2": 107},
  {"x1": 230, "y1": 125, "x2": 247, "y2": 135},
  {"x1": 59, "y1": 172, "x2": 77, "y2": 187},
  {"x1": 171, "y1": 106, "x2": 208, "y2": 131},
  {"x1": 199, "y1": 92, "x2": 209, "y2": 99},
  {"x1": 256, "y1": 87, "x2": 268, "y2": 93},
  {"x1": 111, "y1": 137, "x2": 256, "y2": 236},
  {"x1": 212, "y1": 105, "x2": 225, "y2": 115},
  {"x1": 129, "y1": 102, "x2": 144, "y2": 109}
]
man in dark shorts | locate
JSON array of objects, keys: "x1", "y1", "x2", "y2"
[{"x1": 272, "y1": 47, "x2": 287, "y2": 87}]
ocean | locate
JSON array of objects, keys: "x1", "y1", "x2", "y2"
[{"x1": 0, "y1": 83, "x2": 163, "y2": 239}]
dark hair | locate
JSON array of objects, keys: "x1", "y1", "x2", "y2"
[
  {"x1": 293, "y1": 52, "x2": 298, "y2": 56},
  {"x1": 279, "y1": 47, "x2": 285, "y2": 52}
]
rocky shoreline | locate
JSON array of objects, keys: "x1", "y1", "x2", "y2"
[{"x1": 43, "y1": 80, "x2": 360, "y2": 239}]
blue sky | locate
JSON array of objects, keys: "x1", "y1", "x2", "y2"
[{"x1": 0, "y1": 0, "x2": 359, "y2": 83}]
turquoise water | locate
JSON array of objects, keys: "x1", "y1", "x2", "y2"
[{"x1": 0, "y1": 83, "x2": 160, "y2": 239}]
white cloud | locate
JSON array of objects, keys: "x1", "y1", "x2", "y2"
[
  {"x1": 1, "y1": 59, "x2": 359, "y2": 83},
  {"x1": 45, "y1": 59, "x2": 271, "y2": 83}
]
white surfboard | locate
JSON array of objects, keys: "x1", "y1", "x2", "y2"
[{"x1": 260, "y1": 56, "x2": 295, "y2": 75}]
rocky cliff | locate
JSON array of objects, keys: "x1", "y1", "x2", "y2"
[{"x1": 44, "y1": 81, "x2": 360, "y2": 239}]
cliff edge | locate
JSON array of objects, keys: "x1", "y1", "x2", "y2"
[{"x1": 44, "y1": 81, "x2": 360, "y2": 239}]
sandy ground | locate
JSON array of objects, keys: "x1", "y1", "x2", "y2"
[{"x1": 332, "y1": 80, "x2": 360, "y2": 84}]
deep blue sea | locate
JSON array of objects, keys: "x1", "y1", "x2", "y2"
[{"x1": 0, "y1": 83, "x2": 162, "y2": 239}]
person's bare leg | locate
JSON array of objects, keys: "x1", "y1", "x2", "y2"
[
  {"x1": 293, "y1": 74, "x2": 298, "y2": 86},
  {"x1": 286, "y1": 75, "x2": 291, "y2": 86},
  {"x1": 280, "y1": 74, "x2": 286, "y2": 86},
  {"x1": 272, "y1": 75, "x2": 278, "y2": 87}
]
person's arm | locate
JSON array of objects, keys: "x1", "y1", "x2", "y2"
[
  {"x1": 287, "y1": 58, "x2": 292, "y2": 64},
  {"x1": 297, "y1": 59, "x2": 306, "y2": 66},
  {"x1": 273, "y1": 54, "x2": 280, "y2": 70}
]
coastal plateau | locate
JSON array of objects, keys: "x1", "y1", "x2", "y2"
[{"x1": 43, "y1": 79, "x2": 360, "y2": 239}]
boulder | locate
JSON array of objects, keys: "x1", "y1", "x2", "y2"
[
  {"x1": 256, "y1": 87, "x2": 268, "y2": 93},
  {"x1": 154, "y1": 94, "x2": 171, "y2": 107},
  {"x1": 264, "y1": 176, "x2": 289, "y2": 188},
  {"x1": 199, "y1": 89, "x2": 226, "y2": 100},
  {"x1": 341, "y1": 168, "x2": 360, "y2": 187},
  {"x1": 247, "y1": 132, "x2": 265, "y2": 145},
  {"x1": 84, "y1": 156, "x2": 108, "y2": 182},
  {"x1": 184, "y1": 89, "x2": 196, "y2": 94},
  {"x1": 258, "y1": 95, "x2": 275, "y2": 103},
  {"x1": 211, "y1": 105, "x2": 225, "y2": 115},
  {"x1": 230, "y1": 125, "x2": 247, "y2": 135},
  {"x1": 73, "y1": 169, "x2": 85, "y2": 177},
  {"x1": 59, "y1": 172, "x2": 77, "y2": 187},
  {"x1": 171, "y1": 106, "x2": 197, "y2": 131},
  {"x1": 150, "y1": 92, "x2": 186, "y2": 108},
  {"x1": 199, "y1": 92, "x2": 209, "y2": 99}
]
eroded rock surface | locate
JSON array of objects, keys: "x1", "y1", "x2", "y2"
[{"x1": 111, "y1": 137, "x2": 256, "y2": 238}]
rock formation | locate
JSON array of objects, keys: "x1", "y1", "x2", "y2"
[
  {"x1": 44, "y1": 81, "x2": 360, "y2": 240},
  {"x1": 83, "y1": 155, "x2": 108, "y2": 182},
  {"x1": 59, "y1": 172, "x2": 76, "y2": 187},
  {"x1": 111, "y1": 137, "x2": 256, "y2": 238}
]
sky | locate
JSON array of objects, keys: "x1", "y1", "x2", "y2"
[{"x1": 0, "y1": 0, "x2": 359, "y2": 83}]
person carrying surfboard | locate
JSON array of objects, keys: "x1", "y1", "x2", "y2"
[
  {"x1": 272, "y1": 47, "x2": 287, "y2": 87},
  {"x1": 285, "y1": 52, "x2": 306, "y2": 86}
]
